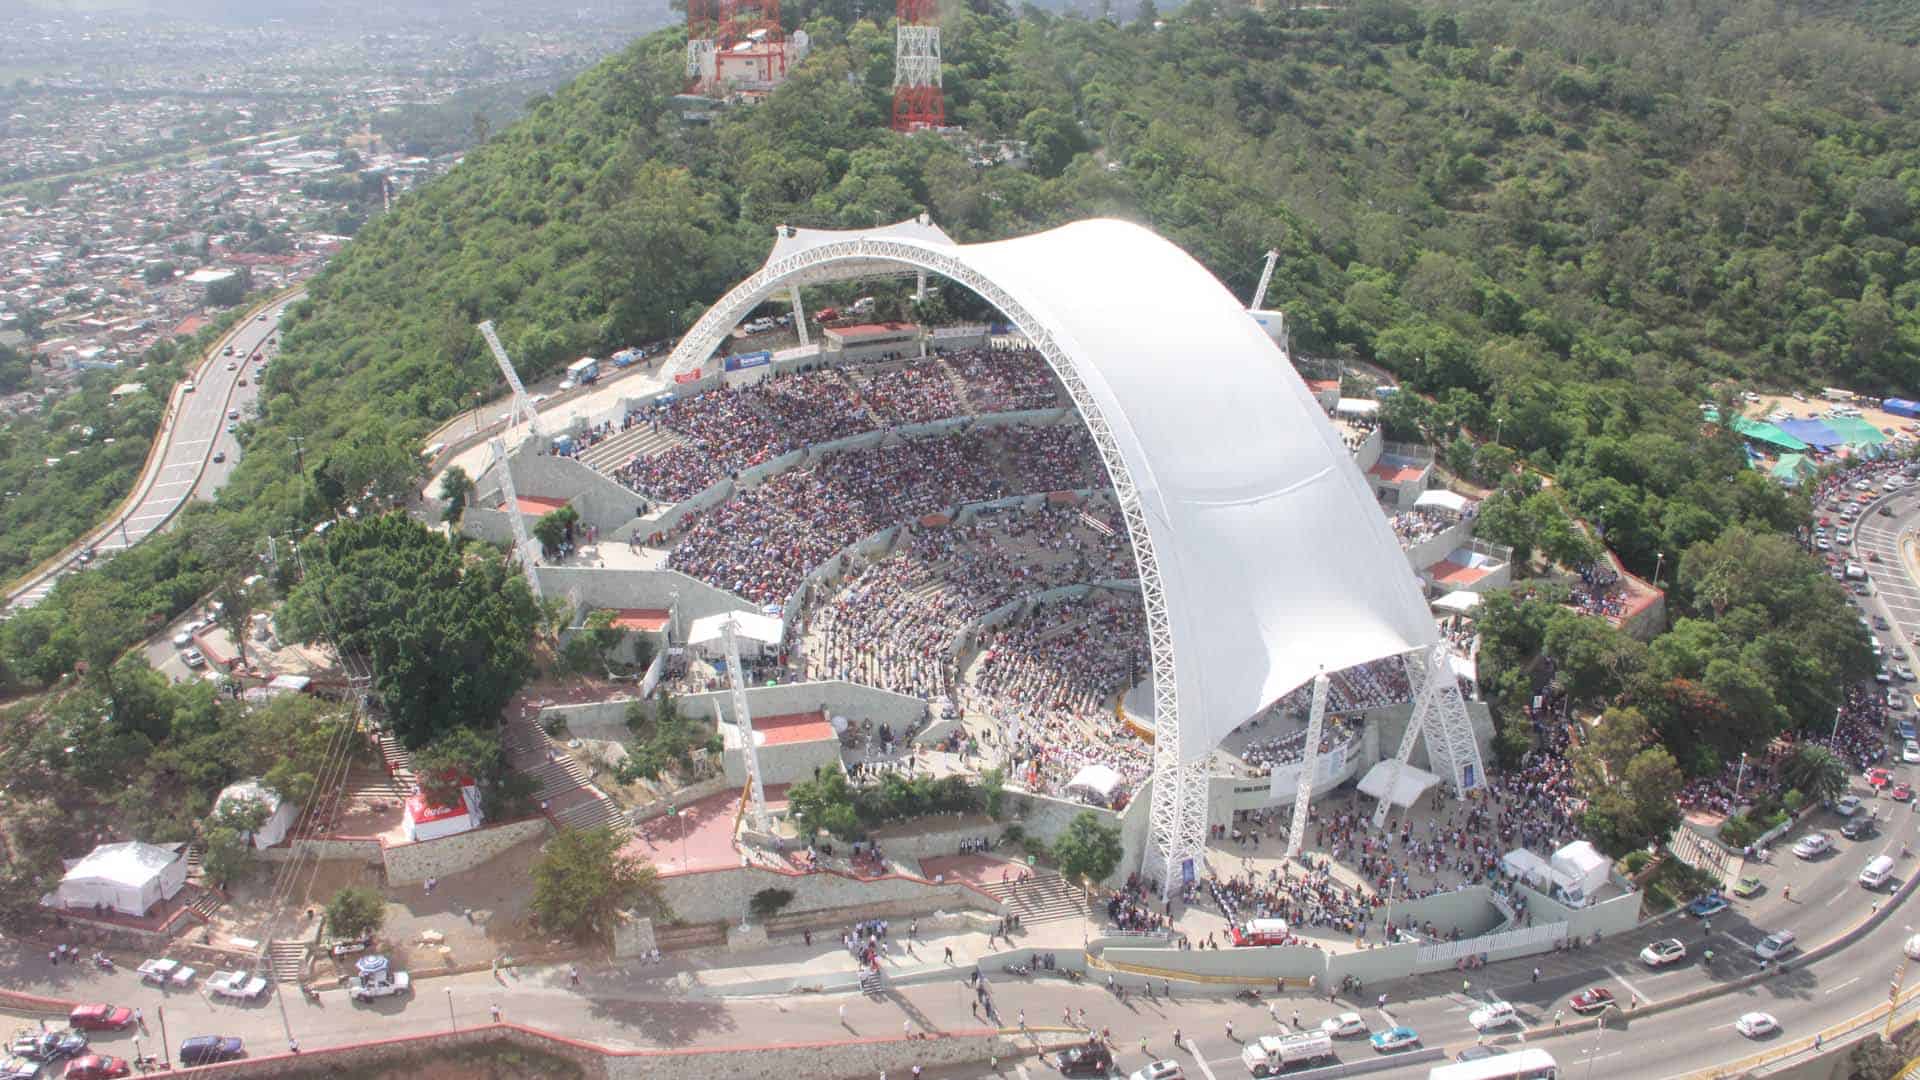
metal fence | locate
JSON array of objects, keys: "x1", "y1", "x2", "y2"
[{"x1": 1417, "y1": 920, "x2": 1566, "y2": 965}]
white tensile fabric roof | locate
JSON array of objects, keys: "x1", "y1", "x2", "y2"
[
  {"x1": 1066, "y1": 764, "x2": 1125, "y2": 798},
  {"x1": 680, "y1": 218, "x2": 1438, "y2": 764},
  {"x1": 952, "y1": 220, "x2": 1438, "y2": 762},
  {"x1": 1414, "y1": 489, "x2": 1470, "y2": 514},
  {"x1": 1433, "y1": 590, "x2": 1482, "y2": 615}
]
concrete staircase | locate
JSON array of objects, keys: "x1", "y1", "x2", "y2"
[
  {"x1": 977, "y1": 870, "x2": 1090, "y2": 926},
  {"x1": 184, "y1": 886, "x2": 224, "y2": 922},
  {"x1": 267, "y1": 940, "x2": 308, "y2": 984},
  {"x1": 505, "y1": 714, "x2": 629, "y2": 839},
  {"x1": 858, "y1": 967, "x2": 884, "y2": 994},
  {"x1": 374, "y1": 729, "x2": 415, "y2": 788},
  {"x1": 579, "y1": 425, "x2": 686, "y2": 474},
  {"x1": 184, "y1": 842, "x2": 205, "y2": 876}
]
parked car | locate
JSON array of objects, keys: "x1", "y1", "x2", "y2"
[
  {"x1": 1835, "y1": 795, "x2": 1863, "y2": 817},
  {"x1": 1905, "y1": 740, "x2": 1920, "y2": 764},
  {"x1": 1687, "y1": 894, "x2": 1730, "y2": 918},
  {"x1": 1641, "y1": 939, "x2": 1687, "y2": 967},
  {"x1": 64, "y1": 1055, "x2": 130, "y2": 1080},
  {"x1": 1053, "y1": 1043, "x2": 1113, "y2": 1077},
  {"x1": 1468, "y1": 1001, "x2": 1518, "y2": 1031},
  {"x1": 1456, "y1": 1045, "x2": 1508, "y2": 1063},
  {"x1": 1793, "y1": 832, "x2": 1832, "y2": 859},
  {"x1": 182, "y1": 649, "x2": 206, "y2": 669},
  {"x1": 8, "y1": 1031, "x2": 84, "y2": 1062},
  {"x1": 1126, "y1": 1061, "x2": 1184, "y2": 1080},
  {"x1": 1369, "y1": 1027, "x2": 1421, "y2": 1053},
  {"x1": 206, "y1": 970, "x2": 268, "y2": 1002},
  {"x1": 1569, "y1": 987, "x2": 1616, "y2": 1015},
  {"x1": 1321, "y1": 1012, "x2": 1368, "y2": 1038},
  {"x1": 1900, "y1": 720, "x2": 1918, "y2": 741},
  {"x1": 1735, "y1": 1012, "x2": 1779, "y2": 1038},
  {"x1": 177, "y1": 1037, "x2": 243, "y2": 1067},
  {"x1": 1893, "y1": 783, "x2": 1914, "y2": 802},
  {"x1": 0, "y1": 1056, "x2": 36, "y2": 1080},
  {"x1": 1731, "y1": 876, "x2": 1765, "y2": 898},
  {"x1": 66, "y1": 1005, "x2": 132, "y2": 1032},
  {"x1": 213, "y1": 451, "x2": 225, "y2": 463},
  {"x1": 1843, "y1": 815, "x2": 1879, "y2": 840},
  {"x1": 1753, "y1": 931, "x2": 1798, "y2": 962}
]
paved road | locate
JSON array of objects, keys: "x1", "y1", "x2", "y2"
[{"x1": 4, "y1": 293, "x2": 298, "y2": 611}]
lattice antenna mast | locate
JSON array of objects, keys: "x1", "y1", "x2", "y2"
[
  {"x1": 719, "y1": 614, "x2": 771, "y2": 832},
  {"x1": 1285, "y1": 671, "x2": 1329, "y2": 856},
  {"x1": 488, "y1": 436, "x2": 543, "y2": 601},
  {"x1": 892, "y1": 0, "x2": 944, "y2": 131},
  {"x1": 1249, "y1": 249, "x2": 1279, "y2": 311},
  {"x1": 476, "y1": 320, "x2": 546, "y2": 442}
]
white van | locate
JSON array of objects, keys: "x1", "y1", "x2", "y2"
[{"x1": 1861, "y1": 854, "x2": 1895, "y2": 890}]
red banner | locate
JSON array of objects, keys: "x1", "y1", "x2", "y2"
[{"x1": 674, "y1": 369, "x2": 702, "y2": 384}]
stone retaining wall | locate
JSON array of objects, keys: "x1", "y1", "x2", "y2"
[
  {"x1": 657, "y1": 864, "x2": 999, "y2": 928},
  {"x1": 381, "y1": 817, "x2": 548, "y2": 886}
]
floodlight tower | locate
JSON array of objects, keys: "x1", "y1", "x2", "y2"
[
  {"x1": 476, "y1": 320, "x2": 545, "y2": 442},
  {"x1": 1249, "y1": 249, "x2": 1279, "y2": 311},
  {"x1": 714, "y1": 614, "x2": 771, "y2": 832},
  {"x1": 892, "y1": 0, "x2": 944, "y2": 131},
  {"x1": 487, "y1": 436, "x2": 543, "y2": 601}
]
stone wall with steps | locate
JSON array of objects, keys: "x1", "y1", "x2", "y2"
[{"x1": 381, "y1": 816, "x2": 550, "y2": 886}]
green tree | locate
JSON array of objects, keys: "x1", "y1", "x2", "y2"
[
  {"x1": 1051, "y1": 810, "x2": 1122, "y2": 889},
  {"x1": 530, "y1": 826, "x2": 668, "y2": 941},
  {"x1": 200, "y1": 795, "x2": 270, "y2": 887},
  {"x1": 532, "y1": 505, "x2": 580, "y2": 559},
  {"x1": 325, "y1": 885, "x2": 387, "y2": 941},
  {"x1": 437, "y1": 465, "x2": 474, "y2": 525},
  {"x1": 1779, "y1": 744, "x2": 1847, "y2": 806}
]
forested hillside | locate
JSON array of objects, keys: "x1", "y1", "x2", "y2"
[{"x1": 0, "y1": 0, "x2": 1905, "y2": 764}]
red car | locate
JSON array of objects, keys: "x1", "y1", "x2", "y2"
[
  {"x1": 66, "y1": 1055, "x2": 130, "y2": 1080},
  {"x1": 1869, "y1": 768, "x2": 1893, "y2": 789},
  {"x1": 67, "y1": 1005, "x2": 133, "y2": 1031},
  {"x1": 1893, "y1": 783, "x2": 1914, "y2": 802},
  {"x1": 1569, "y1": 987, "x2": 1616, "y2": 1014}
]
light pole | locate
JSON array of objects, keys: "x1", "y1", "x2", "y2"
[
  {"x1": 445, "y1": 988, "x2": 455, "y2": 1032},
  {"x1": 1735, "y1": 752, "x2": 1749, "y2": 800},
  {"x1": 1653, "y1": 551, "x2": 1665, "y2": 587},
  {"x1": 1583, "y1": 1002, "x2": 1617, "y2": 1080},
  {"x1": 1833, "y1": 705, "x2": 1845, "y2": 742}
]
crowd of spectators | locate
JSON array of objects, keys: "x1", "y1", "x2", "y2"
[
  {"x1": 1389, "y1": 506, "x2": 1469, "y2": 547},
  {"x1": 608, "y1": 347, "x2": 1063, "y2": 503},
  {"x1": 666, "y1": 423, "x2": 1103, "y2": 605},
  {"x1": 1236, "y1": 716, "x2": 1363, "y2": 777},
  {"x1": 801, "y1": 502, "x2": 1136, "y2": 701},
  {"x1": 968, "y1": 593, "x2": 1154, "y2": 801},
  {"x1": 1568, "y1": 561, "x2": 1628, "y2": 618}
]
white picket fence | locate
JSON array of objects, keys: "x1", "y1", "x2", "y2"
[{"x1": 1417, "y1": 921, "x2": 1566, "y2": 966}]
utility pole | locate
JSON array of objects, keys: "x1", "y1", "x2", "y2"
[
  {"x1": 287, "y1": 435, "x2": 306, "y2": 475},
  {"x1": 157, "y1": 1005, "x2": 170, "y2": 1069}
]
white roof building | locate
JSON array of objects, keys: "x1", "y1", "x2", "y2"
[
  {"x1": 215, "y1": 778, "x2": 298, "y2": 850},
  {"x1": 47, "y1": 841, "x2": 187, "y2": 917}
]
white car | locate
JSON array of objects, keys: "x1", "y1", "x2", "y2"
[
  {"x1": 1835, "y1": 795, "x2": 1864, "y2": 817},
  {"x1": 206, "y1": 969, "x2": 268, "y2": 1001},
  {"x1": 1467, "y1": 1001, "x2": 1518, "y2": 1032},
  {"x1": 1640, "y1": 939, "x2": 1687, "y2": 967},
  {"x1": 1735, "y1": 1012, "x2": 1779, "y2": 1038},
  {"x1": 1127, "y1": 1062, "x2": 1184, "y2": 1080},
  {"x1": 531, "y1": 393, "x2": 549, "y2": 404},
  {"x1": 558, "y1": 378, "x2": 576, "y2": 391},
  {"x1": 171, "y1": 630, "x2": 194, "y2": 648},
  {"x1": 1792, "y1": 832, "x2": 1832, "y2": 858},
  {"x1": 1753, "y1": 930, "x2": 1797, "y2": 962},
  {"x1": 1321, "y1": 1012, "x2": 1368, "y2": 1038},
  {"x1": 1905, "y1": 741, "x2": 1920, "y2": 764}
]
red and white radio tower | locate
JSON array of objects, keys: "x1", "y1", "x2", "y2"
[{"x1": 892, "y1": 0, "x2": 943, "y2": 131}]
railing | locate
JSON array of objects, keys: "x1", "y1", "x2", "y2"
[{"x1": 1416, "y1": 921, "x2": 1565, "y2": 965}]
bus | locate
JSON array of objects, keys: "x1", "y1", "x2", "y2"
[{"x1": 1428, "y1": 1048, "x2": 1558, "y2": 1080}]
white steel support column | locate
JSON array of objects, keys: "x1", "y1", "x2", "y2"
[
  {"x1": 488, "y1": 437, "x2": 543, "y2": 600},
  {"x1": 1370, "y1": 660, "x2": 1428, "y2": 831},
  {"x1": 722, "y1": 615, "x2": 771, "y2": 833},
  {"x1": 1422, "y1": 642, "x2": 1486, "y2": 794},
  {"x1": 788, "y1": 286, "x2": 810, "y2": 347},
  {"x1": 915, "y1": 270, "x2": 928, "y2": 302},
  {"x1": 1285, "y1": 673, "x2": 1330, "y2": 857}
]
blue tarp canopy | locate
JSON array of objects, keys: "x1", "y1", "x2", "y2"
[{"x1": 1775, "y1": 418, "x2": 1844, "y2": 448}]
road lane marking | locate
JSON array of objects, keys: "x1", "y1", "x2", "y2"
[
  {"x1": 1827, "y1": 976, "x2": 1862, "y2": 995},
  {"x1": 148, "y1": 480, "x2": 192, "y2": 491},
  {"x1": 1611, "y1": 971, "x2": 1646, "y2": 1003}
]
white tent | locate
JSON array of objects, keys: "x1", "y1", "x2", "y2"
[
  {"x1": 1432, "y1": 590, "x2": 1482, "y2": 616},
  {"x1": 1066, "y1": 764, "x2": 1125, "y2": 802},
  {"x1": 687, "y1": 611, "x2": 785, "y2": 657},
  {"x1": 1335, "y1": 398, "x2": 1381, "y2": 418},
  {"x1": 215, "y1": 778, "x2": 297, "y2": 850},
  {"x1": 49, "y1": 842, "x2": 187, "y2": 916},
  {"x1": 1414, "y1": 489, "x2": 1470, "y2": 515},
  {"x1": 1501, "y1": 848, "x2": 1555, "y2": 892},
  {"x1": 1552, "y1": 840, "x2": 1611, "y2": 902},
  {"x1": 1358, "y1": 759, "x2": 1440, "y2": 809}
]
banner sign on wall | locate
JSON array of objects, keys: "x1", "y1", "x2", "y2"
[
  {"x1": 724, "y1": 350, "x2": 773, "y2": 372},
  {"x1": 674, "y1": 369, "x2": 703, "y2": 384}
]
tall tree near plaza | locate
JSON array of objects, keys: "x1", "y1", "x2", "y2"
[
  {"x1": 1779, "y1": 744, "x2": 1848, "y2": 806},
  {"x1": 1052, "y1": 810, "x2": 1123, "y2": 890},
  {"x1": 325, "y1": 885, "x2": 387, "y2": 942},
  {"x1": 212, "y1": 576, "x2": 256, "y2": 670},
  {"x1": 277, "y1": 514, "x2": 538, "y2": 748},
  {"x1": 530, "y1": 826, "x2": 668, "y2": 942}
]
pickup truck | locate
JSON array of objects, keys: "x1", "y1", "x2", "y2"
[
  {"x1": 206, "y1": 970, "x2": 269, "y2": 1002},
  {"x1": 347, "y1": 955, "x2": 411, "y2": 1002}
]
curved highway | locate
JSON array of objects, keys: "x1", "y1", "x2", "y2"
[{"x1": 4, "y1": 290, "x2": 300, "y2": 611}]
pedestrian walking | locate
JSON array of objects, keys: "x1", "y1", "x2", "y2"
[
  {"x1": 1377, "y1": 993, "x2": 1388, "y2": 1009},
  {"x1": 1292, "y1": 1009, "x2": 1300, "y2": 1029},
  {"x1": 971, "y1": 1000, "x2": 980, "y2": 1020},
  {"x1": 1017, "y1": 1010, "x2": 1027, "y2": 1030},
  {"x1": 904, "y1": 1019, "x2": 913, "y2": 1039},
  {"x1": 1225, "y1": 1019, "x2": 1235, "y2": 1041},
  {"x1": 943, "y1": 946, "x2": 953, "y2": 964},
  {"x1": 1268, "y1": 1002, "x2": 1280, "y2": 1024},
  {"x1": 1172, "y1": 1027, "x2": 1183, "y2": 1051},
  {"x1": 1531, "y1": 966, "x2": 1541, "y2": 983},
  {"x1": 1553, "y1": 1010, "x2": 1563, "y2": 1027},
  {"x1": 568, "y1": 963, "x2": 580, "y2": 986},
  {"x1": 490, "y1": 1003, "x2": 501, "y2": 1022},
  {"x1": 840, "y1": 1004, "x2": 848, "y2": 1025},
  {"x1": 804, "y1": 930, "x2": 812, "y2": 946},
  {"x1": 1783, "y1": 885, "x2": 1791, "y2": 902},
  {"x1": 1140, "y1": 1035, "x2": 1149, "y2": 1056}
]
